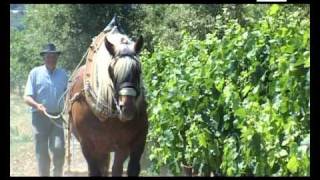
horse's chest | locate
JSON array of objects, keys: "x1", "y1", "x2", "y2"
[{"x1": 91, "y1": 124, "x2": 138, "y2": 152}]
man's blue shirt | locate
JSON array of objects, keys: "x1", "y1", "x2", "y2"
[{"x1": 24, "y1": 65, "x2": 68, "y2": 113}]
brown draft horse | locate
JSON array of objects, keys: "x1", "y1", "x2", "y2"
[{"x1": 67, "y1": 17, "x2": 148, "y2": 176}]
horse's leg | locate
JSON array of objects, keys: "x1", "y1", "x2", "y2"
[
  {"x1": 112, "y1": 150, "x2": 129, "y2": 176},
  {"x1": 86, "y1": 158, "x2": 101, "y2": 176},
  {"x1": 86, "y1": 153, "x2": 109, "y2": 177},
  {"x1": 100, "y1": 153, "x2": 110, "y2": 176},
  {"x1": 127, "y1": 127, "x2": 148, "y2": 177},
  {"x1": 127, "y1": 145, "x2": 145, "y2": 176},
  {"x1": 127, "y1": 134, "x2": 147, "y2": 176},
  {"x1": 80, "y1": 143, "x2": 102, "y2": 176}
]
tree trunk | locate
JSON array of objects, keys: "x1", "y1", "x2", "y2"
[{"x1": 181, "y1": 163, "x2": 192, "y2": 176}]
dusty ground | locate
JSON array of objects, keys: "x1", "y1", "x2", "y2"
[{"x1": 10, "y1": 92, "x2": 88, "y2": 176}]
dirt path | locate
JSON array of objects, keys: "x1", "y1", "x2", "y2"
[
  {"x1": 10, "y1": 138, "x2": 88, "y2": 176},
  {"x1": 10, "y1": 92, "x2": 89, "y2": 176},
  {"x1": 10, "y1": 132, "x2": 153, "y2": 176}
]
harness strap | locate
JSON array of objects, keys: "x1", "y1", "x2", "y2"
[
  {"x1": 69, "y1": 89, "x2": 84, "y2": 105},
  {"x1": 117, "y1": 82, "x2": 136, "y2": 90},
  {"x1": 118, "y1": 88, "x2": 137, "y2": 96},
  {"x1": 83, "y1": 82, "x2": 120, "y2": 121}
]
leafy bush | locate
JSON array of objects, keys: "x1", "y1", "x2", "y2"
[{"x1": 142, "y1": 5, "x2": 309, "y2": 176}]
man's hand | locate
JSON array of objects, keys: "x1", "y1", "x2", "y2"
[
  {"x1": 24, "y1": 95, "x2": 47, "y2": 114},
  {"x1": 36, "y1": 104, "x2": 47, "y2": 114}
]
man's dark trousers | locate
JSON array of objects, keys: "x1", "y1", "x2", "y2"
[{"x1": 32, "y1": 111, "x2": 65, "y2": 176}]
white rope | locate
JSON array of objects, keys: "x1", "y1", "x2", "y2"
[
  {"x1": 43, "y1": 110, "x2": 62, "y2": 119},
  {"x1": 43, "y1": 110, "x2": 66, "y2": 129},
  {"x1": 57, "y1": 48, "x2": 89, "y2": 117}
]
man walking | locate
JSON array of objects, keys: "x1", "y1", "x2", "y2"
[{"x1": 24, "y1": 43, "x2": 68, "y2": 176}]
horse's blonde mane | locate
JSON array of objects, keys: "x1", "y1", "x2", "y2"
[{"x1": 92, "y1": 40, "x2": 114, "y2": 114}]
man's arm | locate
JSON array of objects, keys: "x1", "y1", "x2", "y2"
[
  {"x1": 24, "y1": 69, "x2": 46, "y2": 113},
  {"x1": 24, "y1": 95, "x2": 46, "y2": 113}
]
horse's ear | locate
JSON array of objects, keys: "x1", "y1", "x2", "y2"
[
  {"x1": 105, "y1": 37, "x2": 116, "y2": 56},
  {"x1": 134, "y1": 35, "x2": 143, "y2": 54}
]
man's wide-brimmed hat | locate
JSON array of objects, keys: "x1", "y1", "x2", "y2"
[{"x1": 40, "y1": 43, "x2": 61, "y2": 56}]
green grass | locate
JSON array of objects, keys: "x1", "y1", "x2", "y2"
[
  {"x1": 10, "y1": 91, "x2": 36, "y2": 176},
  {"x1": 10, "y1": 92, "x2": 33, "y2": 143}
]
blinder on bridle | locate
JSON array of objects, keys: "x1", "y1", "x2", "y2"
[{"x1": 108, "y1": 53, "x2": 141, "y2": 98}]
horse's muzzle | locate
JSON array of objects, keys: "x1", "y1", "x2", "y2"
[
  {"x1": 119, "y1": 110, "x2": 135, "y2": 122},
  {"x1": 118, "y1": 88, "x2": 137, "y2": 122}
]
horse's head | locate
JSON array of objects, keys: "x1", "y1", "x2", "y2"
[{"x1": 105, "y1": 34, "x2": 143, "y2": 122}]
